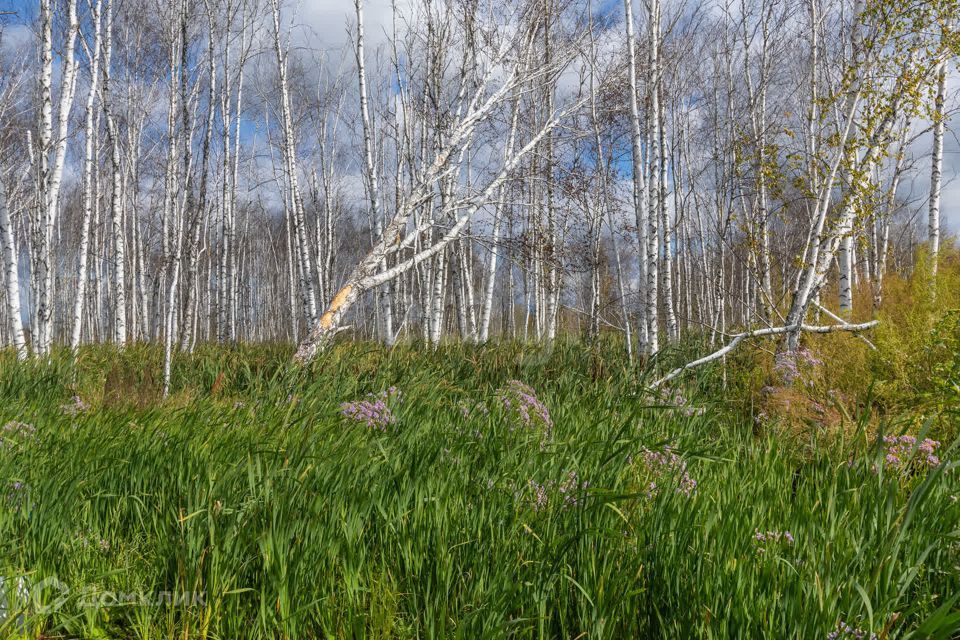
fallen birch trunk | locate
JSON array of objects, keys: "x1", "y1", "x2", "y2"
[{"x1": 651, "y1": 321, "x2": 879, "y2": 388}]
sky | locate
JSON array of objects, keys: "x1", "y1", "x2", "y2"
[
  {"x1": 1, "y1": 0, "x2": 958, "y2": 233},
  {"x1": 934, "y1": 138, "x2": 960, "y2": 232},
  {"x1": 277, "y1": 0, "x2": 960, "y2": 232},
  {"x1": 905, "y1": 70, "x2": 960, "y2": 233}
]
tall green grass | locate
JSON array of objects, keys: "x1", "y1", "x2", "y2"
[{"x1": 0, "y1": 342, "x2": 957, "y2": 638}]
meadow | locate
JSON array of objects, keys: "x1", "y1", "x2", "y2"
[{"x1": 0, "y1": 336, "x2": 957, "y2": 639}]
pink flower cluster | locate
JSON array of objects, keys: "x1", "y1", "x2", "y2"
[
  {"x1": 61, "y1": 395, "x2": 89, "y2": 415},
  {"x1": 558, "y1": 470, "x2": 589, "y2": 507},
  {"x1": 754, "y1": 529, "x2": 795, "y2": 544},
  {"x1": 639, "y1": 446, "x2": 697, "y2": 497},
  {"x1": 2, "y1": 421, "x2": 35, "y2": 438},
  {"x1": 880, "y1": 435, "x2": 941, "y2": 471},
  {"x1": 340, "y1": 387, "x2": 401, "y2": 432},
  {"x1": 774, "y1": 347, "x2": 822, "y2": 384},
  {"x1": 7, "y1": 480, "x2": 27, "y2": 510},
  {"x1": 826, "y1": 620, "x2": 876, "y2": 640},
  {"x1": 497, "y1": 380, "x2": 553, "y2": 440},
  {"x1": 753, "y1": 528, "x2": 794, "y2": 554},
  {"x1": 525, "y1": 471, "x2": 590, "y2": 512},
  {"x1": 528, "y1": 480, "x2": 549, "y2": 512},
  {"x1": 1, "y1": 421, "x2": 36, "y2": 450}
]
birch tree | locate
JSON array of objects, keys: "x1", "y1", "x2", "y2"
[
  {"x1": 270, "y1": 0, "x2": 318, "y2": 332},
  {"x1": 624, "y1": 0, "x2": 648, "y2": 354},
  {"x1": 293, "y1": 1, "x2": 586, "y2": 362},
  {"x1": 928, "y1": 61, "x2": 946, "y2": 279},
  {"x1": 0, "y1": 0, "x2": 952, "y2": 366},
  {"x1": 782, "y1": 0, "x2": 952, "y2": 351},
  {"x1": 70, "y1": 0, "x2": 103, "y2": 351},
  {"x1": 0, "y1": 178, "x2": 26, "y2": 359},
  {"x1": 34, "y1": 0, "x2": 80, "y2": 354}
]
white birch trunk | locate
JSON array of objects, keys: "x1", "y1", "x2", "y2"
[
  {"x1": 270, "y1": 0, "x2": 318, "y2": 329},
  {"x1": 0, "y1": 179, "x2": 27, "y2": 359},
  {"x1": 180, "y1": 0, "x2": 217, "y2": 352},
  {"x1": 659, "y1": 83, "x2": 677, "y2": 344},
  {"x1": 102, "y1": 0, "x2": 126, "y2": 345},
  {"x1": 928, "y1": 61, "x2": 946, "y2": 278},
  {"x1": 70, "y1": 0, "x2": 103, "y2": 351},
  {"x1": 838, "y1": 233, "x2": 854, "y2": 315},
  {"x1": 354, "y1": 0, "x2": 393, "y2": 344},
  {"x1": 623, "y1": 0, "x2": 648, "y2": 353},
  {"x1": 645, "y1": 0, "x2": 661, "y2": 355},
  {"x1": 35, "y1": 0, "x2": 80, "y2": 354},
  {"x1": 478, "y1": 91, "x2": 520, "y2": 343}
]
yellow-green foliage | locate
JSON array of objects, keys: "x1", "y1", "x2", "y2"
[
  {"x1": 740, "y1": 248, "x2": 960, "y2": 442},
  {"x1": 776, "y1": 248, "x2": 960, "y2": 443},
  {"x1": 870, "y1": 250, "x2": 960, "y2": 417}
]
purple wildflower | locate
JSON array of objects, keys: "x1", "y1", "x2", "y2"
[
  {"x1": 496, "y1": 381, "x2": 553, "y2": 443},
  {"x1": 877, "y1": 435, "x2": 941, "y2": 474},
  {"x1": 753, "y1": 528, "x2": 795, "y2": 555},
  {"x1": 7, "y1": 480, "x2": 27, "y2": 509},
  {"x1": 918, "y1": 438, "x2": 938, "y2": 455},
  {"x1": 557, "y1": 470, "x2": 590, "y2": 507},
  {"x1": 826, "y1": 620, "x2": 877, "y2": 640},
  {"x1": 75, "y1": 529, "x2": 110, "y2": 553},
  {"x1": 458, "y1": 399, "x2": 489, "y2": 419},
  {"x1": 774, "y1": 348, "x2": 821, "y2": 384},
  {"x1": 647, "y1": 481, "x2": 657, "y2": 497},
  {"x1": 797, "y1": 347, "x2": 823, "y2": 367},
  {"x1": 61, "y1": 395, "x2": 89, "y2": 415},
  {"x1": 774, "y1": 352, "x2": 800, "y2": 384},
  {"x1": 1, "y1": 421, "x2": 36, "y2": 450},
  {"x1": 529, "y1": 480, "x2": 549, "y2": 512},
  {"x1": 340, "y1": 387, "x2": 401, "y2": 432},
  {"x1": 523, "y1": 471, "x2": 589, "y2": 512},
  {"x1": 2, "y1": 421, "x2": 35, "y2": 436},
  {"x1": 638, "y1": 446, "x2": 696, "y2": 498}
]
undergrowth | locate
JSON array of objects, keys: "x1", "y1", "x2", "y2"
[{"x1": 0, "y1": 340, "x2": 956, "y2": 638}]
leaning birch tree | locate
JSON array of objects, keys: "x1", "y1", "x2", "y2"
[{"x1": 293, "y1": 2, "x2": 588, "y2": 362}]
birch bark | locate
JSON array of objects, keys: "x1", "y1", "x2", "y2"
[
  {"x1": 270, "y1": 0, "x2": 318, "y2": 330},
  {"x1": 71, "y1": 0, "x2": 104, "y2": 351},
  {"x1": 102, "y1": 0, "x2": 127, "y2": 345},
  {"x1": 623, "y1": 0, "x2": 647, "y2": 353},
  {"x1": 0, "y1": 179, "x2": 26, "y2": 359},
  {"x1": 928, "y1": 61, "x2": 946, "y2": 278}
]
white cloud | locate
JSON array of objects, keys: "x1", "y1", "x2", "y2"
[
  {"x1": 0, "y1": 23, "x2": 32, "y2": 54},
  {"x1": 902, "y1": 66, "x2": 960, "y2": 233},
  {"x1": 294, "y1": 0, "x2": 402, "y2": 50}
]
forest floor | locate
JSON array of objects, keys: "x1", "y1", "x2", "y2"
[{"x1": 0, "y1": 341, "x2": 957, "y2": 638}]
